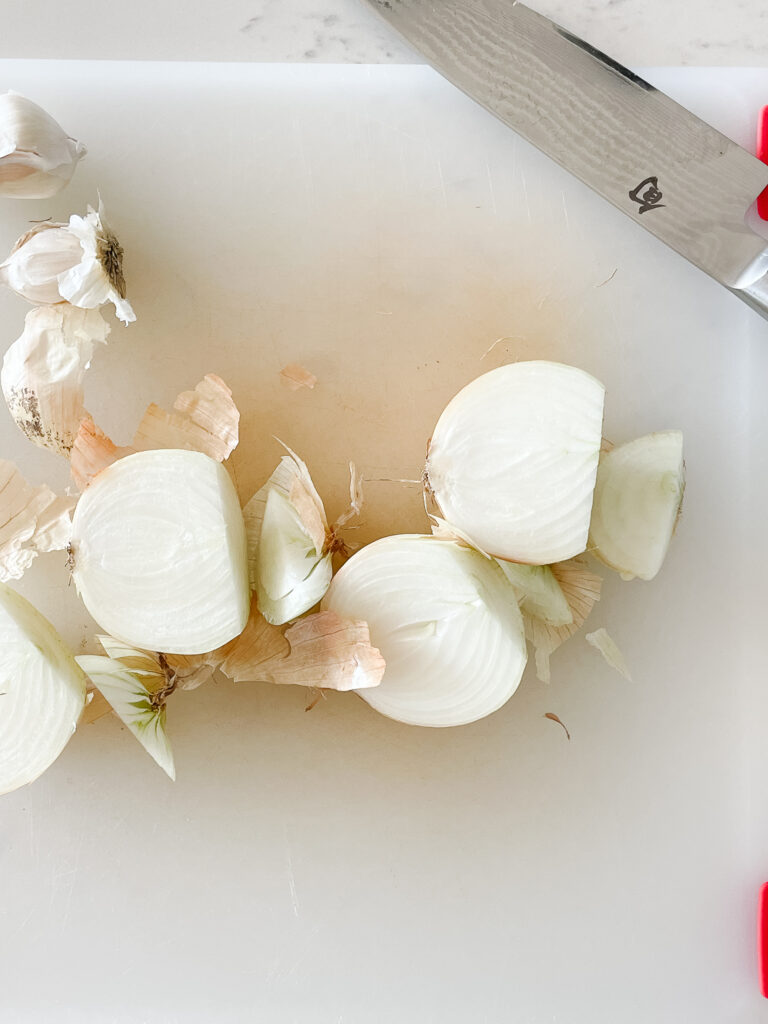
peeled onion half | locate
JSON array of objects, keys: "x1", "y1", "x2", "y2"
[
  {"x1": 425, "y1": 361, "x2": 605, "y2": 564},
  {"x1": 0, "y1": 583, "x2": 87, "y2": 794},
  {"x1": 71, "y1": 449, "x2": 249, "y2": 654},
  {"x1": 322, "y1": 535, "x2": 527, "y2": 727},
  {"x1": 589, "y1": 430, "x2": 685, "y2": 581}
]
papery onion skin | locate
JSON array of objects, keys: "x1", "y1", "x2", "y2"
[
  {"x1": 322, "y1": 534, "x2": 527, "y2": 728},
  {"x1": 425, "y1": 361, "x2": 605, "y2": 565},
  {"x1": 0, "y1": 583, "x2": 87, "y2": 795},
  {"x1": 70, "y1": 449, "x2": 250, "y2": 655}
]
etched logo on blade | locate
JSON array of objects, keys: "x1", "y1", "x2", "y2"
[{"x1": 629, "y1": 177, "x2": 665, "y2": 214}]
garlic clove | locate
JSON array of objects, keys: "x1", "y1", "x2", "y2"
[
  {"x1": 0, "y1": 201, "x2": 135, "y2": 324},
  {"x1": 1, "y1": 304, "x2": 110, "y2": 455},
  {"x1": 0, "y1": 92, "x2": 86, "y2": 199},
  {"x1": 0, "y1": 222, "x2": 83, "y2": 304}
]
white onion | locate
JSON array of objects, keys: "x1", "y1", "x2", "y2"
[
  {"x1": 425, "y1": 361, "x2": 605, "y2": 564},
  {"x1": 71, "y1": 449, "x2": 249, "y2": 654},
  {"x1": 322, "y1": 535, "x2": 527, "y2": 727},
  {"x1": 0, "y1": 583, "x2": 87, "y2": 794},
  {"x1": 589, "y1": 431, "x2": 684, "y2": 581}
]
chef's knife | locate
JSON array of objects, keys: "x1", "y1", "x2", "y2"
[{"x1": 362, "y1": 0, "x2": 768, "y2": 320}]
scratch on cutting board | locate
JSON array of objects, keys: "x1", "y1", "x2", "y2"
[
  {"x1": 519, "y1": 168, "x2": 532, "y2": 223},
  {"x1": 435, "y1": 157, "x2": 448, "y2": 209},
  {"x1": 560, "y1": 190, "x2": 571, "y2": 231},
  {"x1": 485, "y1": 162, "x2": 498, "y2": 216},
  {"x1": 481, "y1": 335, "x2": 525, "y2": 360},
  {"x1": 596, "y1": 268, "x2": 619, "y2": 288},
  {"x1": 285, "y1": 828, "x2": 300, "y2": 917}
]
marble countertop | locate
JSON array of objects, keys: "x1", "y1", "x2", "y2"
[{"x1": 0, "y1": 0, "x2": 766, "y2": 67}]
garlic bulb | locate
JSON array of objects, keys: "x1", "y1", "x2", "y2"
[
  {"x1": 0, "y1": 92, "x2": 86, "y2": 198},
  {"x1": 0, "y1": 583, "x2": 87, "y2": 794},
  {"x1": 70, "y1": 449, "x2": 250, "y2": 654},
  {"x1": 425, "y1": 361, "x2": 605, "y2": 564},
  {"x1": 2, "y1": 304, "x2": 109, "y2": 455},
  {"x1": 589, "y1": 431, "x2": 685, "y2": 581},
  {"x1": 322, "y1": 535, "x2": 527, "y2": 727},
  {"x1": 0, "y1": 203, "x2": 135, "y2": 324}
]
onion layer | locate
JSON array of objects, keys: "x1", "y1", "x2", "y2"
[
  {"x1": 0, "y1": 583, "x2": 87, "y2": 794},
  {"x1": 322, "y1": 534, "x2": 527, "y2": 727},
  {"x1": 425, "y1": 361, "x2": 605, "y2": 564},
  {"x1": 71, "y1": 449, "x2": 249, "y2": 654},
  {"x1": 589, "y1": 431, "x2": 684, "y2": 581}
]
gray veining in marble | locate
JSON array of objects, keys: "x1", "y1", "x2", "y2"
[{"x1": 0, "y1": 0, "x2": 765, "y2": 66}]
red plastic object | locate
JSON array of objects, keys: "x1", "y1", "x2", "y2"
[
  {"x1": 757, "y1": 106, "x2": 768, "y2": 222},
  {"x1": 759, "y1": 883, "x2": 768, "y2": 997}
]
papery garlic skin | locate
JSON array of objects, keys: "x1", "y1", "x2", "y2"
[
  {"x1": 0, "y1": 204, "x2": 135, "y2": 324},
  {"x1": 425, "y1": 361, "x2": 605, "y2": 565},
  {"x1": 2, "y1": 304, "x2": 109, "y2": 454},
  {"x1": 0, "y1": 92, "x2": 86, "y2": 199},
  {"x1": 0, "y1": 583, "x2": 87, "y2": 795},
  {"x1": 323, "y1": 535, "x2": 527, "y2": 728},
  {"x1": 71, "y1": 450, "x2": 250, "y2": 654}
]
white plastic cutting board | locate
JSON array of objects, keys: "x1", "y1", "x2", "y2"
[{"x1": 1, "y1": 61, "x2": 767, "y2": 1024}]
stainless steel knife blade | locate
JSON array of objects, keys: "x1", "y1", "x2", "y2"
[{"x1": 363, "y1": 0, "x2": 768, "y2": 319}]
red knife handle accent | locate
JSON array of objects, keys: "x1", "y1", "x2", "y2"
[
  {"x1": 759, "y1": 883, "x2": 768, "y2": 997},
  {"x1": 757, "y1": 106, "x2": 768, "y2": 222}
]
